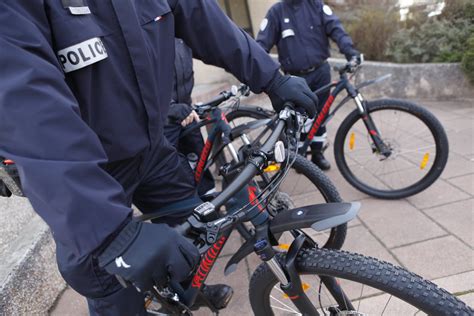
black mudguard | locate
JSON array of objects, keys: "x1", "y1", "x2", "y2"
[{"x1": 224, "y1": 202, "x2": 360, "y2": 275}]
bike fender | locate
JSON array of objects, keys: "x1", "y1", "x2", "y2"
[
  {"x1": 230, "y1": 118, "x2": 272, "y2": 141},
  {"x1": 224, "y1": 202, "x2": 360, "y2": 275},
  {"x1": 224, "y1": 236, "x2": 255, "y2": 276},
  {"x1": 270, "y1": 202, "x2": 360, "y2": 234}
]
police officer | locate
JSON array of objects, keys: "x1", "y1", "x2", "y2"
[
  {"x1": 164, "y1": 38, "x2": 216, "y2": 197},
  {"x1": 257, "y1": 0, "x2": 361, "y2": 170},
  {"x1": 0, "y1": 1, "x2": 317, "y2": 315}
]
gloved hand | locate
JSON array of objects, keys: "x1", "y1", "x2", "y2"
[
  {"x1": 98, "y1": 221, "x2": 200, "y2": 291},
  {"x1": 345, "y1": 49, "x2": 362, "y2": 64},
  {"x1": 265, "y1": 73, "x2": 318, "y2": 118},
  {"x1": 168, "y1": 102, "x2": 193, "y2": 124}
]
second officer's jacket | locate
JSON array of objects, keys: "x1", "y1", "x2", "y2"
[
  {"x1": 256, "y1": 0, "x2": 357, "y2": 73},
  {"x1": 0, "y1": 0, "x2": 279, "y2": 258}
]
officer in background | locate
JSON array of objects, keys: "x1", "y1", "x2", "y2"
[
  {"x1": 164, "y1": 38, "x2": 216, "y2": 197},
  {"x1": 257, "y1": 0, "x2": 361, "y2": 170},
  {"x1": 0, "y1": 1, "x2": 317, "y2": 315}
]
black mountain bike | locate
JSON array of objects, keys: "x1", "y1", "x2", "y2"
[
  {"x1": 137, "y1": 107, "x2": 471, "y2": 315},
  {"x1": 171, "y1": 85, "x2": 347, "y2": 249},
  {"x1": 228, "y1": 60, "x2": 449, "y2": 199}
]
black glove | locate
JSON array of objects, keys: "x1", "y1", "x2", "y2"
[
  {"x1": 98, "y1": 221, "x2": 200, "y2": 291},
  {"x1": 168, "y1": 102, "x2": 193, "y2": 123},
  {"x1": 344, "y1": 49, "x2": 362, "y2": 64},
  {"x1": 265, "y1": 74, "x2": 318, "y2": 118}
]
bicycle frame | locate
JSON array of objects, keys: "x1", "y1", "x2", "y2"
[
  {"x1": 299, "y1": 70, "x2": 392, "y2": 157},
  {"x1": 145, "y1": 109, "x2": 360, "y2": 315}
]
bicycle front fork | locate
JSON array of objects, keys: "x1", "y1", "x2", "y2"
[{"x1": 353, "y1": 94, "x2": 392, "y2": 158}]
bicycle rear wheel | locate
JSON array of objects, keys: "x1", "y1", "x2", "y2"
[
  {"x1": 334, "y1": 99, "x2": 449, "y2": 199},
  {"x1": 250, "y1": 248, "x2": 473, "y2": 315}
]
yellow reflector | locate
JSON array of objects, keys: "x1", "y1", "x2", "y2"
[
  {"x1": 420, "y1": 153, "x2": 430, "y2": 170},
  {"x1": 283, "y1": 283, "x2": 311, "y2": 299},
  {"x1": 349, "y1": 132, "x2": 355, "y2": 150},
  {"x1": 278, "y1": 244, "x2": 290, "y2": 250},
  {"x1": 264, "y1": 164, "x2": 280, "y2": 172}
]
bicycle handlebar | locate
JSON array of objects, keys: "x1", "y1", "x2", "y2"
[
  {"x1": 194, "y1": 84, "x2": 250, "y2": 114},
  {"x1": 333, "y1": 54, "x2": 364, "y2": 74},
  {"x1": 176, "y1": 105, "x2": 296, "y2": 236}
]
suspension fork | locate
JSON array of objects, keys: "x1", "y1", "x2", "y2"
[
  {"x1": 256, "y1": 227, "x2": 320, "y2": 315},
  {"x1": 353, "y1": 94, "x2": 391, "y2": 157}
]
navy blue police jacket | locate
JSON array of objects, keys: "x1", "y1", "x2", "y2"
[
  {"x1": 0, "y1": 0, "x2": 279, "y2": 258},
  {"x1": 256, "y1": 0, "x2": 357, "y2": 73}
]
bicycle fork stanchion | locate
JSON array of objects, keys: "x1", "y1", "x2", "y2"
[
  {"x1": 254, "y1": 226, "x2": 320, "y2": 315},
  {"x1": 353, "y1": 95, "x2": 391, "y2": 158}
]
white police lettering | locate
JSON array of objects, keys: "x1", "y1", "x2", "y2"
[
  {"x1": 57, "y1": 37, "x2": 108, "y2": 73},
  {"x1": 323, "y1": 5, "x2": 333, "y2": 16},
  {"x1": 115, "y1": 256, "x2": 131, "y2": 268},
  {"x1": 260, "y1": 18, "x2": 268, "y2": 31},
  {"x1": 282, "y1": 29, "x2": 295, "y2": 38}
]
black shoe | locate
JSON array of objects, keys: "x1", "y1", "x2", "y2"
[
  {"x1": 311, "y1": 151, "x2": 331, "y2": 171},
  {"x1": 191, "y1": 284, "x2": 233, "y2": 311}
]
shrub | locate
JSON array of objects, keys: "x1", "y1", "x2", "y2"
[
  {"x1": 387, "y1": 18, "x2": 473, "y2": 63},
  {"x1": 346, "y1": 8, "x2": 399, "y2": 61},
  {"x1": 461, "y1": 35, "x2": 474, "y2": 84}
]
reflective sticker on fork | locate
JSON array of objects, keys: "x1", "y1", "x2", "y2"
[{"x1": 283, "y1": 283, "x2": 311, "y2": 299}]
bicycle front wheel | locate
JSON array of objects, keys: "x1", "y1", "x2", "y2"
[
  {"x1": 249, "y1": 248, "x2": 472, "y2": 315},
  {"x1": 334, "y1": 99, "x2": 449, "y2": 199}
]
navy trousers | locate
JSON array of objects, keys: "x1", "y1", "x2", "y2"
[{"x1": 55, "y1": 138, "x2": 200, "y2": 316}]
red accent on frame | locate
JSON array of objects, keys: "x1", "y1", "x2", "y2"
[
  {"x1": 307, "y1": 95, "x2": 335, "y2": 140},
  {"x1": 289, "y1": 295, "x2": 300, "y2": 300},
  {"x1": 191, "y1": 236, "x2": 227, "y2": 288},
  {"x1": 369, "y1": 130, "x2": 377, "y2": 136},
  {"x1": 248, "y1": 185, "x2": 264, "y2": 212},
  {"x1": 3, "y1": 160, "x2": 15, "y2": 165},
  {"x1": 195, "y1": 140, "x2": 213, "y2": 183},
  {"x1": 221, "y1": 112, "x2": 229, "y2": 124}
]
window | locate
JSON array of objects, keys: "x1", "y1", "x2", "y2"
[{"x1": 217, "y1": 0, "x2": 254, "y2": 36}]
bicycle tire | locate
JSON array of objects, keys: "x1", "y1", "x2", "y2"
[
  {"x1": 249, "y1": 248, "x2": 473, "y2": 315},
  {"x1": 223, "y1": 106, "x2": 346, "y2": 250},
  {"x1": 334, "y1": 99, "x2": 449, "y2": 199}
]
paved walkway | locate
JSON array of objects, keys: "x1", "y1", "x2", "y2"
[{"x1": 51, "y1": 99, "x2": 474, "y2": 315}]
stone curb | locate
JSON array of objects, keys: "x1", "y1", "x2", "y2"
[{"x1": 0, "y1": 213, "x2": 65, "y2": 315}]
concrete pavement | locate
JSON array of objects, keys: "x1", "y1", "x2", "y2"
[{"x1": 50, "y1": 98, "x2": 474, "y2": 315}]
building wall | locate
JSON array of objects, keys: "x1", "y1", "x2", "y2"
[{"x1": 247, "y1": 0, "x2": 278, "y2": 37}]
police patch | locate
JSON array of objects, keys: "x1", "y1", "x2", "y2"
[
  {"x1": 323, "y1": 5, "x2": 333, "y2": 16},
  {"x1": 260, "y1": 18, "x2": 268, "y2": 31},
  {"x1": 57, "y1": 37, "x2": 108, "y2": 73}
]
